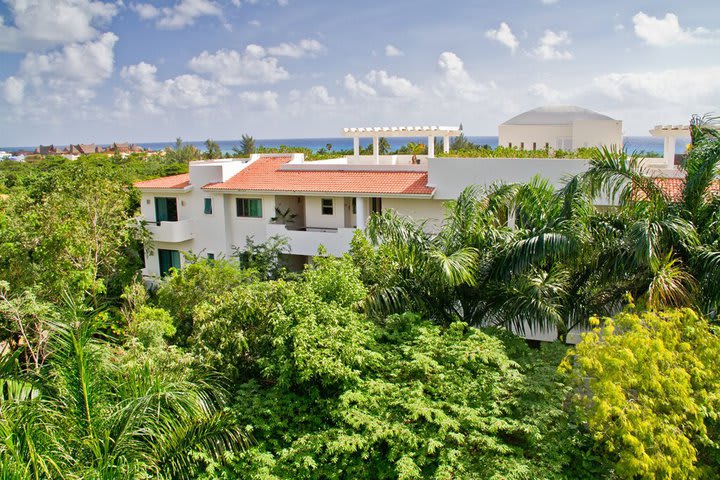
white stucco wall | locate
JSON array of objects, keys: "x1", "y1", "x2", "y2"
[
  {"x1": 428, "y1": 157, "x2": 590, "y2": 200},
  {"x1": 383, "y1": 198, "x2": 446, "y2": 232},
  {"x1": 227, "y1": 194, "x2": 276, "y2": 251},
  {"x1": 572, "y1": 120, "x2": 622, "y2": 149},
  {"x1": 498, "y1": 124, "x2": 572, "y2": 150},
  {"x1": 304, "y1": 196, "x2": 345, "y2": 229}
]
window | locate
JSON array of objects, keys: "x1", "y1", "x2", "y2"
[
  {"x1": 155, "y1": 197, "x2": 178, "y2": 222},
  {"x1": 545, "y1": 142, "x2": 550, "y2": 150},
  {"x1": 371, "y1": 197, "x2": 382, "y2": 214},
  {"x1": 207, "y1": 253, "x2": 215, "y2": 261},
  {"x1": 204, "y1": 197, "x2": 213, "y2": 215},
  {"x1": 352, "y1": 198, "x2": 357, "y2": 214},
  {"x1": 532, "y1": 142, "x2": 537, "y2": 150},
  {"x1": 508, "y1": 142, "x2": 512, "y2": 148},
  {"x1": 158, "y1": 249, "x2": 180, "y2": 276},
  {"x1": 520, "y1": 142, "x2": 524, "y2": 150},
  {"x1": 321, "y1": 198, "x2": 333, "y2": 215},
  {"x1": 236, "y1": 198, "x2": 262, "y2": 218}
]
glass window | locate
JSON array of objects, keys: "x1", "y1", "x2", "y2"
[
  {"x1": 158, "y1": 249, "x2": 181, "y2": 276},
  {"x1": 371, "y1": 197, "x2": 382, "y2": 214},
  {"x1": 352, "y1": 198, "x2": 357, "y2": 214},
  {"x1": 321, "y1": 198, "x2": 333, "y2": 215},
  {"x1": 155, "y1": 197, "x2": 178, "y2": 222},
  {"x1": 520, "y1": 142, "x2": 524, "y2": 150},
  {"x1": 236, "y1": 198, "x2": 262, "y2": 218},
  {"x1": 204, "y1": 197, "x2": 213, "y2": 215},
  {"x1": 207, "y1": 253, "x2": 215, "y2": 261}
]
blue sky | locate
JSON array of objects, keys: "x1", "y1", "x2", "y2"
[{"x1": 1, "y1": 0, "x2": 719, "y2": 146}]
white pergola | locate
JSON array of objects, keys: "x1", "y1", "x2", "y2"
[
  {"x1": 649, "y1": 125, "x2": 690, "y2": 169},
  {"x1": 342, "y1": 125, "x2": 462, "y2": 160}
]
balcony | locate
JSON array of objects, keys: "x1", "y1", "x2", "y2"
[
  {"x1": 146, "y1": 219, "x2": 194, "y2": 243},
  {"x1": 266, "y1": 223, "x2": 356, "y2": 257}
]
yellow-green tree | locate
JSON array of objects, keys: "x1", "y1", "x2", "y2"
[{"x1": 561, "y1": 307, "x2": 720, "y2": 479}]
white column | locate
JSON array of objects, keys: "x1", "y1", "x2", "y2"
[
  {"x1": 356, "y1": 197, "x2": 366, "y2": 230},
  {"x1": 372, "y1": 136, "x2": 379, "y2": 163},
  {"x1": 443, "y1": 135, "x2": 450, "y2": 153},
  {"x1": 353, "y1": 136, "x2": 360, "y2": 157},
  {"x1": 664, "y1": 135, "x2": 676, "y2": 169},
  {"x1": 507, "y1": 205, "x2": 516, "y2": 229},
  {"x1": 428, "y1": 136, "x2": 435, "y2": 158}
]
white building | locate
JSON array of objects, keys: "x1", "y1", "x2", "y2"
[
  {"x1": 498, "y1": 105, "x2": 623, "y2": 152},
  {"x1": 135, "y1": 151, "x2": 593, "y2": 277}
]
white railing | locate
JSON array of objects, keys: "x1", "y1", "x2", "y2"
[
  {"x1": 146, "y1": 219, "x2": 194, "y2": 243},
  {"x1": 266, "y1": 223, "x2": 356, "y2": 256}
]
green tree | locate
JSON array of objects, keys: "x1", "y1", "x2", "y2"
[
  {"x1": 378, "y1": 137, "x2": 390, "y2": 155},
  {"x1": 204, "y1": 138, "x2": 222, "y2": 159},
  {"x1": 561, "y1": 306, "x2": 720, "y2": 479},
  {"x1": 235, "y1": 134, "x2": 256, "y2": 156},
  {"x1": 165, "y1": 137, "x2": 201, "y2": 163},
  {"x1": 0, "y1": 307, "x2": 249, "y2": 478}
]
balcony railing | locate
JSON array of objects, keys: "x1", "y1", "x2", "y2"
[
  {"x1": 267, "y1": 223, "x2": 355, "y2": 256},
  {"x1": 146, "y1": 219, "x2": 194, "y2": 243}
]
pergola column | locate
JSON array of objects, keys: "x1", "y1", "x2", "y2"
[
  {"x1": 427, "y1": 136, "x2": 435, "y2": 157},
  {"x1": 443, "y1": 135, "x2": 450, "y2": 153},
  {"x1": 356, "y1": 197, "x2": 366, "y2": 230},
  {"x1": 664, "y1": 135, "x2": 676, "y2": 169},
  {"x1": 372, "y1": 136, "x2": 379, "y2": 163},
  {"x1": 353, "y1": 136, "x2": 360, "y2": 157}
]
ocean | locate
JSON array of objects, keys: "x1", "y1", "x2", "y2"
[{"x1": 2, "y1": 136, "x2": 689, "y2": 155}]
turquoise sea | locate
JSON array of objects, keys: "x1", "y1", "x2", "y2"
[{"x1": 2, "y1": 136, "x2": 690, "y2": 155}]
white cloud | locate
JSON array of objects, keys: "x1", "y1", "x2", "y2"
[
  {"x1": 188, "y1": 46, "x2": 289, "y2": 85},
  {"x1": 0, "y1": 32, "x2": 118, "y2": 112},
  {"x1": 289, "y1": 85, "x2": 336, "y2": 106},
  {"x1": 532, "y1": 30, "x2": 573, "y2": 60},
  {"x1": 0, "y1": 0, "x2": 118, "y2": 52},
  {"x1": 541, "y1": 0, "x2": 558, "y2": 3},
  {"x1": 266, "y1": 39, "x2": 326, "y2": 58},
  {"x1": 130, "y1": 3, "x2": 160, "y2": 19},
  {"x1": 343, "y1": 74, "x2": 376, "y2": 97},
  {"x1": 436, "y1": 51, "x2": 495, "y2": 102},
  {"x1": 485, "y1": 22, "x2": 519, "y2": 53},
  {"x1": 239, "y1": 90, "x2": 279, "y2": 110},
  {"x1": 632, "y1": 12, "x2": 716, "y2": 46},
  {"x1": 121, "y1": 61, "x2": 228, "y2": 112},
  {"x1": 384, "y1": 44, "x2": 403, "y2": 57},
  {"x1": 364, "y1": 70, "x2": 421, "y2": 98},
  {"x1": 1, "y1": 76, "x2": 25, "y2": 105},
  {"x1": 248, "y1": 19, "x2": 261, "y2": 27},
  {"x1": 590, "y1": 67, "x2": 720, "y2": 104},
  {"x1": 131, "y1": 0, "x2": 222, "y2": 29}
]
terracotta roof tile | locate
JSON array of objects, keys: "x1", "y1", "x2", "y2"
[
  {"x1": 134, "y1": 173, "x2": 190, "y2": 189},
  {"x1": 650, "y1": 177, "x2": 720, "y2": 201},
  {"x1": 203, "y1": 156, "x2": 434, "y2": 196}
]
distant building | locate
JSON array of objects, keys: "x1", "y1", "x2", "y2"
[
  {"x1": 36, "y1": 145, "x2": 58, "y2": 155},
  {"x1": 112, "y1": 142, "x2": 131, "y2": 153},
  {"x1": 77, "y1": 144, "x2": 96, "y2": 155},
  {"x1": 498, "y1": 105, "x2": 623, "y2": 152}
]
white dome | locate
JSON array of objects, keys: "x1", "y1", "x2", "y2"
[{"x1": 502, "y1": 105, "x2": 617, "y2": 125}]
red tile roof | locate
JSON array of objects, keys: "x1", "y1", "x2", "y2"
[
  {"x1": 134, "y1": 173, "x2": 190, "y2": 189},
  {"x1": 203, "y1": 156, "x2": 434, "y2": 196},
  {"x1": 652, "y1": 177, "x2": 720, "y2": 201}
]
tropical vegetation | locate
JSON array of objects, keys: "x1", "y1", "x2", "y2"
[{"x1": 0, "y1": 116, "x2": 717, "y2": 478}]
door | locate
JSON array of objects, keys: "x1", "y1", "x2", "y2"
[
  {"x1": 158, "y1": 249, "x2": 181, "y2": 276},
  {"x1": 155, "y1": 197, "x2": 178, "y2": 222}
]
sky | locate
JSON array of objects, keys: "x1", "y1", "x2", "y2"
[{"x1": 1, "y1": 0, "x2": 719, "y2": 146}]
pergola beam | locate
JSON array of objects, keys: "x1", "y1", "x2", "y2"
[{"x1": 342, "y1": 125, "x2": 461, "y2": 159}]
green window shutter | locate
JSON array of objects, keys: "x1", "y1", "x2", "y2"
[
  {"x1": 158, "y1": 249, "x2": 181, "y2": 276},
  {"x1": 204, "y1": 198, "x2": 213, "y2": 214},
  {"x1": 250, "y1": 199, "x2": 262, "y2": 217},
  {"x1": 155, "y1": 197, "x2": 168, "y2": 222}
]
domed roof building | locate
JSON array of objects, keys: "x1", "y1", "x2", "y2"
[{"x1": 498, "y1": 105, "x2": 622, "y2": 152}]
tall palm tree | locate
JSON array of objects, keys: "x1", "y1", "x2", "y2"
[
  {"x1": 0, "y1": 307, "x2": 249, "y2": 478},
  {"x1": 579, "y1": 125, "x2": 720, "y2": 312},
  {"x1": 204, "y1": 139, "x2": 222, "y2": 160}
]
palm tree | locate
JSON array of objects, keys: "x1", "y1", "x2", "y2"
[
  {"x1": 0, "y1": 307, "x2": 249, "y2": 478},
  {"x1": 234, "y1": 134, "x2": 255, "y2": 157},
  {"x1": 204, "y1": 139, "x2": 222, "y2": 160},
  {"x1": 165, "y1": 138, "x2": 201, "y2": 163},
  {"x1": 378, "y1": 137, "x2": 390, "y2": 155},
  {"x1": 579, "y1": 125, "x2": 720, "y2": 312}
]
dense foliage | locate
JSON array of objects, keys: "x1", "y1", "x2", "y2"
[{"x1": 0, "y1": 117, "x2": 717, "y2": 478}]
